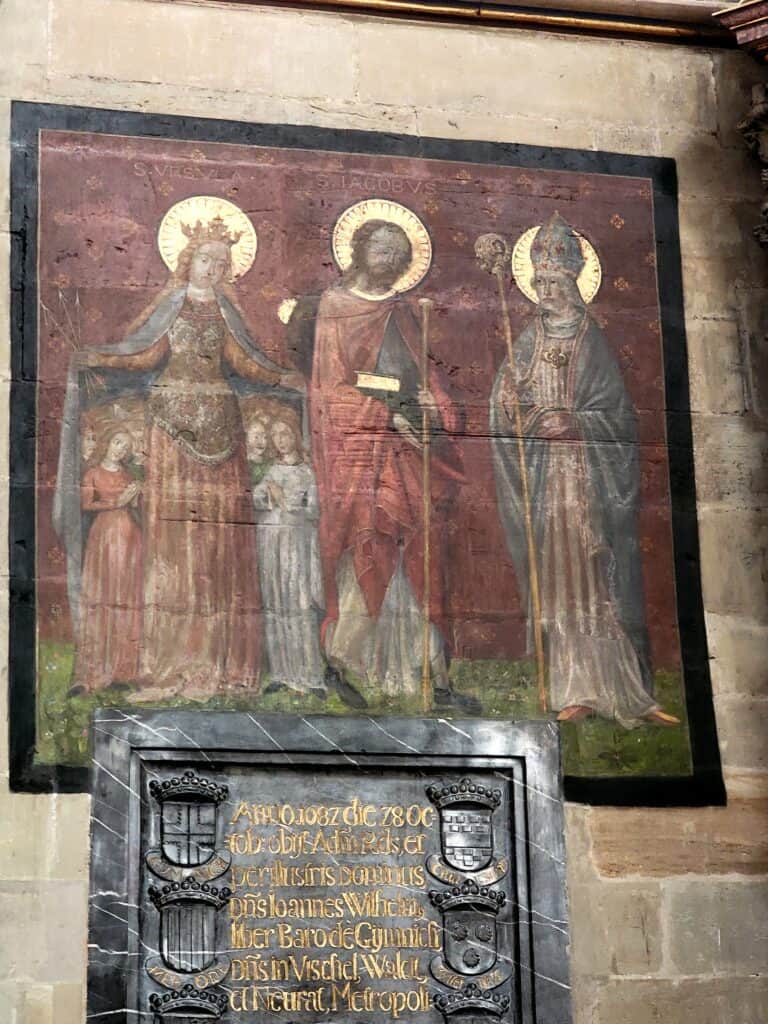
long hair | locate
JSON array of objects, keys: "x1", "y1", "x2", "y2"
[
  {"x1": 341, "y1": 220, "x2": 412, "y2": 287},
  {"x1": 173, "y1": 237, "x2": 235, "y2": 288},
  {"x1": 124, "y1": 235, "x2": 236, "y2": 337},
  {"x1": 93, "y1": 427, "x2": 134, "y2": 468},
  {"x1": 270, "y1": 413, "x2": 307, "y2": 464}
]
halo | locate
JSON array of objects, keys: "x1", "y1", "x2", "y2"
[
  {"x1": 157, "y1": 196, "x2": 258, "y2": 279},
  {"x1": 511, "y1": 225, "x2": 602, "y2": 305},
  {"x1": 332, "y1": 199, "x2": 433, "y2": 300}
]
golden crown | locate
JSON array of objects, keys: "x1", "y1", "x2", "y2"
[{"x1": 181, "y1": 214, "x2": 242, "y2": 249}]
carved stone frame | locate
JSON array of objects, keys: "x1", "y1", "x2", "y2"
[{"x1": 88, "y1": 711, "x2": 570, "y2": 1024}]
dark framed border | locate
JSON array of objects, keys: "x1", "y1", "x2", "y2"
[
  {"x1": 88, "y1": 712, "x2": 569, "y2": 1024},
  {"x1": 8, "y1": 100, "x2": 725, "y2": 805}
]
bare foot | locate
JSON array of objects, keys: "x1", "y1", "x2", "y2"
[
  {"x1": 643, "y1": 708, "x2": 680, "y2": 727},
  {"x1": 556, "y1": 705, "x2": 594, "y2": 723}
]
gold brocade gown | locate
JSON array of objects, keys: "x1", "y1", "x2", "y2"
[{"x1": 92, "y1": 296, "x2": 281, "y2": 694}]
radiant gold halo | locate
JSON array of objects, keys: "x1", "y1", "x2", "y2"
[
  {"x1": 157, "y1": 196, "x2": 258, "y2": 279},
  {"x1": 511, "y1": 225, "x2": 602, "y2": 305},
  {"x1": 332, "y1": 199, "x2": 433, "y2": 300}
]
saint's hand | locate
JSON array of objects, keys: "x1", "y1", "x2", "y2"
[
  {"x1": 417, "y1": 387, "x2": 438, "y2": 418},
  {"x1": 279, "y1": 371, "x2": 306, "y2": 393},
  {"x1": 393, "y1": 413, "x2": 422, "y2": 450},
  {"x1": 536, "y1": 411, "x2": 576, "y2": 440},
  {"x1": 267, "y1": 482, "x2": 286, "y2": 508},
  {"x1": 117, "y1": 481, "x2": 141, "y2": 507},
  {"x1": 498, "y1": 371, "x2": 520, "y2": 420}
]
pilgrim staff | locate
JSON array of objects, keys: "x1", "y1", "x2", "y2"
[
  {"x1": 418, "y1": 296, "x2": 435, "y2": 712},
  {"x1": 476, "y1": 233, "x2": 547, "y2": 714}
]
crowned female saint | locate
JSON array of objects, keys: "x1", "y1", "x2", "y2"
[
  {"x1": 54, "y1": 197, "x2": 303, "y2": 697},
  {"x1": 490, "y1": 214, "x2": 678, "y2": 727}
]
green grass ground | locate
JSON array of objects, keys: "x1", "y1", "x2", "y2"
[{"x1": 36, "y1": 640, "x2": 691, "y2": 777}]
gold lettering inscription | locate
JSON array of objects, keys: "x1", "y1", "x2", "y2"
[{"x1": 227, "y1": 793, "x2": 438, "y2": 1015}]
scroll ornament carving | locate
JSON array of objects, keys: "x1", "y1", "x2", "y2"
[{"x1": 739, "y1": 83, "x2": 768, "y2": 247}]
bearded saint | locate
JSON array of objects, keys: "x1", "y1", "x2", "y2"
[
  {"x1": 490, "y1": 213, "x2": 678, "y2": 727},
  {"x1": 301, "y1": 217, "x2": 476, "y2": 710}
]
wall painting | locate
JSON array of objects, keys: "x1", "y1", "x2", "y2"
[{"x1": 8, "y1": 102, "x2": 723, "y2": 803}]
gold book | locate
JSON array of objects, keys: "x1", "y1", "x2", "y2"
[{"x1": 355, "y1": 371, "x2": 401, "y2": 393}]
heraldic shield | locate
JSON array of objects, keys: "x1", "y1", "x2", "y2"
[
  {"x1": 444, "y1": 906, "x2": 498, "y2": 975},
  {"x1": 161, "y1": 800, "x2": 217, "y2": 867},
  {"x1": 427, "y1": 779, "x2": 502, "y2": 873},
  {"x1": 149, "y1": 771, "x2": 229, "y2": 868},
  {"x1": 430, "y1": 880, "x2": 506, "y2": 978}
]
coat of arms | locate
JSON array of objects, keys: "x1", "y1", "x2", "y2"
[
  {"x1": 426, "y1": 778, "x2": 502, "y2": 873},
  {"x1": 431, "y1": 880, "x2": 506, "y2": 976},
  {"x1": 145, "y1": 770, "x2": 232, "y2": 1017}
]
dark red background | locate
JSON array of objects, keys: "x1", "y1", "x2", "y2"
[{"x1": 35, "y1": 129, "x2": 681, "y2": 670}]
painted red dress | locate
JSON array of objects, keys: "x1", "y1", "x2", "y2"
[
  {"x1": 90, "y1": 296, "x2": 274, "y2": 694},
  {"x1": 73, "y1": 466, "x2": 143, "y2": 690}
]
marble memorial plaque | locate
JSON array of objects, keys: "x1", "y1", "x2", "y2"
[{"x1": 88, "y1": 713, "x2": 570, "y2": 1024}]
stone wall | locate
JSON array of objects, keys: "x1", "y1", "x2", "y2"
[{"x1": 1, "y1": 1, "x2": 767, "y2": 1021}]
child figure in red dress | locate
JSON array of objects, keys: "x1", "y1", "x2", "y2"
[{"x1": 71, "y1": 430, "x2": 143, "y2": 693}]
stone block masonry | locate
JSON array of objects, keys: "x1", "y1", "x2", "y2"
[{"x1": 1, "y1": 1, "x2": 767, "y2": 1022}]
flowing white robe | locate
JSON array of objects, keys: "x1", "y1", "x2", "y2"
[{"x1": 253, "y1": 461, "x2": 325, "y2": 690}]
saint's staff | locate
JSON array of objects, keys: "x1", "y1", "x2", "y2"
[{"x1": 475, "y1": 233, "x2": 547, "y2": 714}]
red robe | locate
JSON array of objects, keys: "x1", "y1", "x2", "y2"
[
  {"x1": 309, "y1": 286, "x2": 464, "y2": 645},
  {"x1": 74, "y1": 466, "x2": 143, "y2": 689}
]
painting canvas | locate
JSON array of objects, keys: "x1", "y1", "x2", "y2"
[{"x1": 9, "y1": 103, "x2": 722, "y2": 803}]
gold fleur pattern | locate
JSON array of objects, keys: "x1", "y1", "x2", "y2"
[
  {"x1": 613, "y1": 277, "x2": 630, "y2": 292},
  {"x1": 644, "y1": 251, "x2": 657, "y2": 267},
  {"x1": 259, "y1": 283, "x2": 283, "y2": 301},
  {"x1": 158, "y1": 180, "x2": 173, "y2": 196},
  {"x1": 610, "y1": 214, "x2": 625, "y2": 230},
  {"x1": 619, "y1": 345, "x2": 635, "y2": 370},
  {"x1": 86, "y1": 176, "x2": 102, "y2": 190}
]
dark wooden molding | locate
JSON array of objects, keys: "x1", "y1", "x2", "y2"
[
  {"x1": 207, "y1": 0, "x2": 733, "y2": 45},
  {"x1": 715, "y1": 1, "x2": 768, "y2": 59}
]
